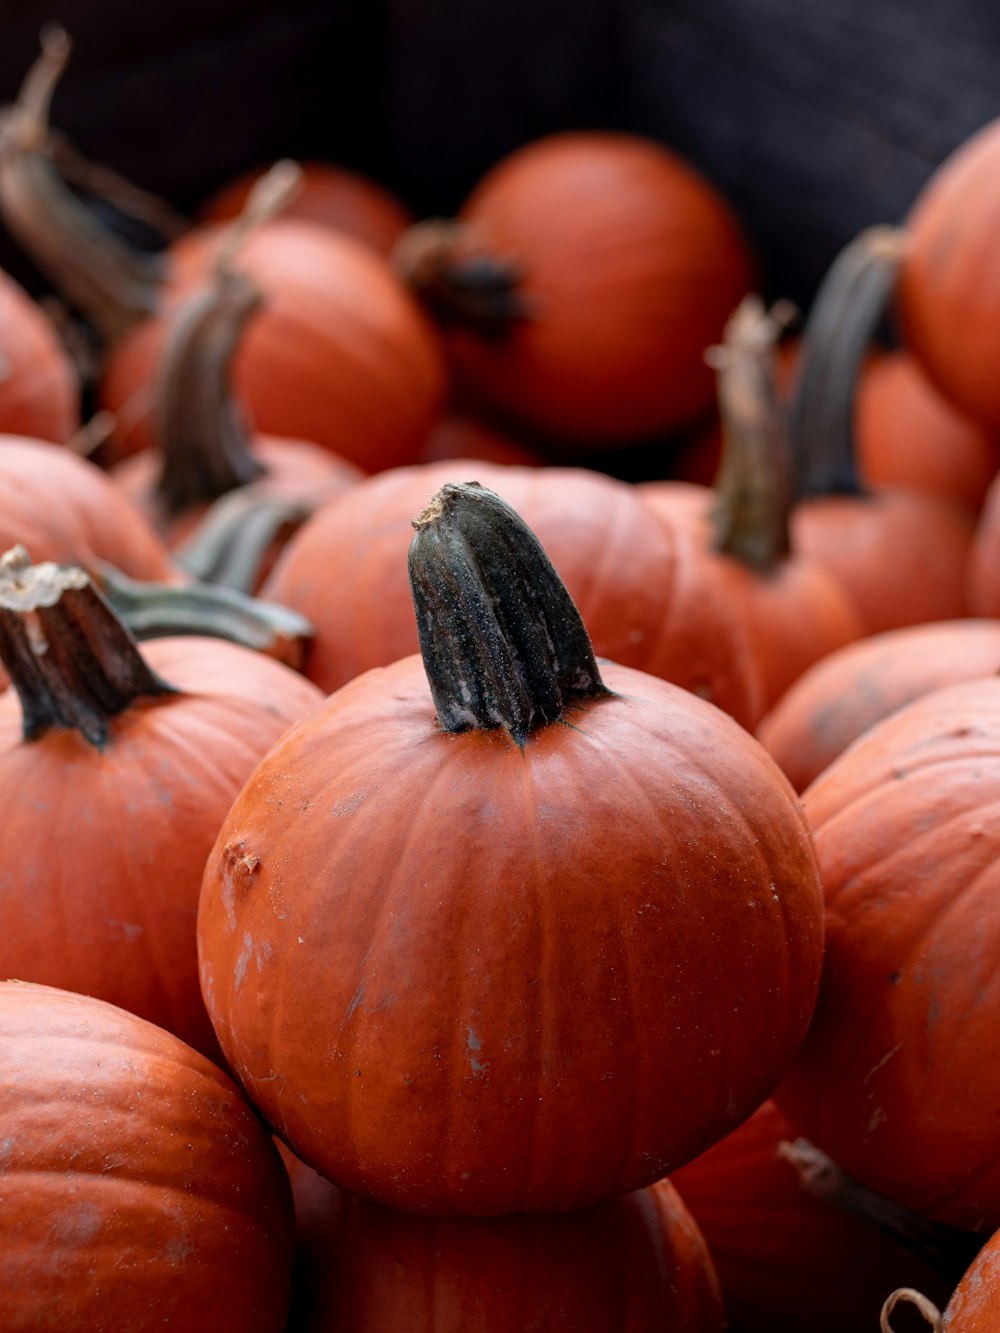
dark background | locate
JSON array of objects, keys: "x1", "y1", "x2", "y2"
[{"x1": 2, "y1": 0, "x2": 999, "y2": 309}]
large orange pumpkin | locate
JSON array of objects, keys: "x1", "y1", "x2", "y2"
[
  {"x1": 396, "y1": 130, "x2": 754, "y2": 447},
  {"x1": 0, "y1": 980, "x2": 293, "y2": 1331},
  {"x1": 199, "y1": 482, "x2": 823, "y2": 1215}
]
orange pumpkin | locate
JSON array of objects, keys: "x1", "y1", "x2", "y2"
[{"x1": 0, "y1": 266, "x2": 78, "y2": 442}]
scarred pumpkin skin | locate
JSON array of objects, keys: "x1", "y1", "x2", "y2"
[
  {"x1": 0, "y1": 980, "x2": 293, "y2": 1332},
  {"x1": 0, "y1": 636, "x2": 322, "y2": 1056},
  {"x1": 281, "y1": 1151, "x2": 724, "y2": 1333},
  {"x1": 937, "y1": 1229, "x2": 1000, "y2": 1330},
  {"x1": 757, "y1": 619, "x2": 1000, "y2": 792},
  {"x1": 198, "y1": 655, "x2": 824, "y2": 1216},
  {"x1": 262, "y1": 460, "x2": 761, "y2": 727},
  {"x1": 776, "y1": 677, "x2": 1000, "y2": 1231}
]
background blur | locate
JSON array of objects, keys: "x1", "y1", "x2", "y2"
[{"x1": 1, "y1": 0, "x2": 999, "y2": 307}]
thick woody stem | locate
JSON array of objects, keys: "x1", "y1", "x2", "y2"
[
  {"x1": 394, "y1": 220, "x2": 536, "y2": 334},
  {"x1": 788, "y1": 226, "x2": 906, "y2": 499},
  {"x1": 407, "y1": 481, "x2": 608, "y2": 747},
  {"x1": 707, "y1": 295, "x2": 797, "y2": 572},
  {"x1": 0, "y1": 545, "x2": 175, "y2": 747}
]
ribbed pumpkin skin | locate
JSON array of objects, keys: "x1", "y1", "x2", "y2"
[
  {"x1": 198, "y1": 655, "x2": 824, "y2": 1216},
  {"x1": 0, "y1": 638, "x2": 322, "y2": 1056},
  {"x1": 442, "y1": 131, "x2": 754, "y2": 445},
  {"x1": 100, "y1": 220, "x2": 447, "y2": 469},
  {"x1": 899, "y1": 119, "x2": 1000, "y2": 428},
  {"x1": 0, "y1": 269, "x2": 78, "y2": 442},
  {"x1": 262, "y1": 461, "x2": 760, "y2": 727},
  {"x1": 777, "y1": 678, "x2": 1000, "y2": 1231},
  {"x1": 283, "y1": 1158, "x2": 724, "y2": 1333},
  {"x1": 757, "y1": 619, "x2": 1000, "y2": 792},
  {"x1": 669, "y1": 1099, "x2": 952, "y2": 1333},
  {"x1": 0, "y1": 436, "x2": 171, "y2": 580},
  {"x1": 0, "y1": 981, "x2": 293, "y2": 1332}
]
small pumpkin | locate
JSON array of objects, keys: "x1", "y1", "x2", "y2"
[
  {"x1": 0, "y1": 980, "x2": 293, "y2": 1332},
  {"x1": 0, "y1": 266, "x2": 78, "y2": 442},
  {"x1": 198, "y1": 481, "x2": 823, "y2": 1215},
  {"x1": 0, "y1": 547, "x2": 322, "y2": 1055},
  {"x1": 396, "y1": 130, "x2": 754, "y2": 447}
]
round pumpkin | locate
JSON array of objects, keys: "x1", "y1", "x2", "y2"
[
  {"x1": 777, "y1": 676, "x2": 1000, "y2": 1232},
  {"x1": 397, "y1": 130, "x2": 754, "y2": 446},
  {"x1": 199, "y1": 482, "x2": 824, "y2": 1215},
  {"x1": 0, "y1": 979, "x2": 293, "y2": 1332},
  {"x1": 0, "y1": 266, "x2": 78, "y2": 442},
  {"x1": 0, "y1": 549, "x2": 322, "y2": 1056},
  {"x1": 281, "y1": 1151, "x2": 724, "y2": 1332}
]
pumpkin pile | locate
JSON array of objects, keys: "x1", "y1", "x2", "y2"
[{"x1": 6, "y1": 22, "x2": 1000, "y2": 1333}]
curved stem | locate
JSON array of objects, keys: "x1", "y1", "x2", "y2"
[
  {"x1": 0, "y1": 545, "x2": 175, "y2": 748},
  {"x1": 394, "y1": 220, "x2": 536, "y2": 335},
  {"x1": 880, "y1": 1289, "x2": 944, "y2": 1332},
  {"x1": 788, "y1": 226, "x2": 906, "y2": 499},
  {"x1": 778, "y1": 1139, "x2": 984, "y2": 1282},
  {"x1": 151, "y1": 161, "x2": 303, "y2": 516},
  {"x1": 172, "y1": 487, "x2": 314, "y2": 592},
  {"x1": 707, "y1": 295, "x2": 796, "y2": 572},
  {"x1": 407, "y1": 482, "x2": 609, "y2": 747},
  {"x1": 93, "y1": 563, "x2": 314, "y2": 671},
  {"x1": 0, "y1": 28, "x2": 165, "y2": 345}
]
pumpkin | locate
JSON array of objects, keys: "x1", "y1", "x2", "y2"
[
  {"x1": 198, "y1": 481, "x2": 824, "y2": 1215},
  {"x1": 111, "y1": 216, "x2": 362, "y2": 557},
  {"x1": 0, "y1": 435, "x2": 171, "y2": 580},
  {"x1": 856, "y1": 352, "x2": 998, "y2": 515},
  {"x1": 0, "y1": 547, "x2": 322, "y2": 1056},
  {"x1": 0, "y1": 266, "x2": 78, "y2": 442},
  {"x1": 200, "y1": 160, "x2": 413, "y2": 255},
  {"x1": 964, "y1": 472, "x2": 1000, "y2": 615},
  {"x1": 0, "y1": 33, "x2": 447, "y2": 470},
  {"x1": 0, "y1": 979, "x2": 293, "y2": 1332},
  {"x1": 669, "y1": 1099, "x2": 954, "y2": 1333},
  {"x1": 262, "y1": 458, "x2": 761, "y2": 727},
  {"x1": 776, "y1": 675, "x2": 1000, "y2": 1232},
  {"x1": 395, "y1": 130, "x2": 754, "y2": 447},
  {"x1": 639, "y1": 296, "x2": 863, "y2": 719},
  {"x1": 789, "y1": 229, "x2": 973, "y2": 633},
  {"x1": 419, "y1": 412, "x2": 547, "y2": 468},
  {"x1": 898, "y1": 116, "x2": 1000, "y2": 428},
  {"x1": 882, "y1": 1229, "x2": 1000, "y2": 1332},
  {"x1": 281, "y1": 1150, "x2": 724, "y2": 1332},
  {"x1": 757, "y1": 619, "x2": 1000, "y2": 792}
]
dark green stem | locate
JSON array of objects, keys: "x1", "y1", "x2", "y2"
[
  {"x1": 0, "y1": 545, "x2": 175, "y2": 747},
  {"x1": 778, "y1": 1138, "x2": 984, "y2": 1283},
  {"x1": 407, "y1": 482, "x2": 609, "y2": 747},
  {"x1": 0, "y1": 28, "x2": 164, "y2": 345},
  {"x1": 172, "y1": 487, "x2": 314, "y2": 592},
  {"x1": 708, "y1": 295, "x2": 796, "y2": 572},
  {"x1": 788, "y1": 226, "x2": 906, "y2": 499},
  {"x1": 394, "y1": 220, "x2": 536, "y2": 336},
  {"x1": 94, "y1": 563, "x2": 314, "y2": 671}
]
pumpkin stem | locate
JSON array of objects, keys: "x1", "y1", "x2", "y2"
[
  {"x1": 707, "y1": 295, "x2": 797, "y2": 572},
  {"x1": 0, "y1": 27, "x2": 166, "y2": 345},
  {"x1": 0, "y1": 545, "x2": 175, "y2": 748},
  {"x1": 150, "y1": 164, "x2": 303, "y2": 517},
  {"x1": 93, "y1": 562, "x2": 314, "y2": 671},
  {"x1": 173, "y1": 486, "x2": 314, "y2": 592},
  {"x1": 788, "y1": 226, "x2": 906, "y2": 499},
  {"x1": 778, "y1": 1138, "x2": 983, "y2": 1282},
  {"x1": 408, "y1": 481, "x2": 609, "y2": 747},
  {"x1": 394, "y1": 220, "x2": 536, "y2": 334},
  {"x1": 880, "y1": 1289, "x2": 944, "y2": 1332}
]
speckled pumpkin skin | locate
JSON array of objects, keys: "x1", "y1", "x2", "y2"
[
  {"x1": 198, "y1": 656, "x2": 824, "y2": 1216},
  {"x1": 0, "y1": 981, "x2": 293, "y2": 1332}
]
